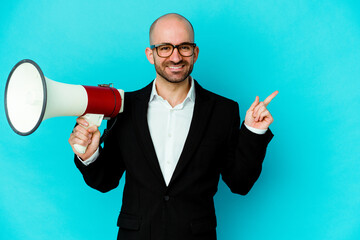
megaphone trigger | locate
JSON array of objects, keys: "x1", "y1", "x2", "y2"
[{"x1": 73, "y1": 113, "x2": 104, "y2": 154}]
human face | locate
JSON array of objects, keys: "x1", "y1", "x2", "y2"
[
  {"x1": 153, "y1": 43, "x2": 195, "y2": 83},
  {"x1": 146, "y1": 17, "x2": 199, "y2": 84}
]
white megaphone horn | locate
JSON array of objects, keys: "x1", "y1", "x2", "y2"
[{"x1": 4, "y1": 59, "x2": 124, "y2": 154}]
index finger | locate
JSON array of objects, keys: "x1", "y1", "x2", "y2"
[
  {"x1": 263, "y1": 90, "x2": 279, "y2": 106},
  {"x1": 76, "y1": 117, "x2": 89, "y2": 128}
]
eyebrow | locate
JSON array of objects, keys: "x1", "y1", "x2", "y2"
[{"x1": 157, "y1": 42, "x2": 194, "y2": 45}]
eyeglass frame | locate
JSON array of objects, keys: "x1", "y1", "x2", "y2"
[{"x1": 150, "y1": 42, "x2": 197, "y2": 58}]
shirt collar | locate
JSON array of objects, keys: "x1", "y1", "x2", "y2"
[{"x1": 149, "y1": 76, "x2": 196, "y2": 103}]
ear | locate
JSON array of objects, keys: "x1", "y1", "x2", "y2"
[
  {"x1": 145, "y1": 47, "x2": 155, "y2": 65},
  {"x1": 193, "y1": 46, "x2": 199, "y2": 63}
]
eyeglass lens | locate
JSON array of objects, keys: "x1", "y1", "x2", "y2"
[{"x1": 157, "y1": 44, "x2": 194, "y2": 57}]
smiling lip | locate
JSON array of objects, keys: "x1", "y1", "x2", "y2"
[{"x1": 168, "y1": 65, "x2": 184, "y2": 72}]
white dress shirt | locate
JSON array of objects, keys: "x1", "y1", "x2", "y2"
[
  {"x1": 147, "y1": 78, "x2": 195, "y2": 185},
  {"x1": 79, "y1": 77, "x2": 267, "y2": 186}
]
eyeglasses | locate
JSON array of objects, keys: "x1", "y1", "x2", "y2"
[{"x1": 150, "y1": 43, "x2": 196, "y2": 58}]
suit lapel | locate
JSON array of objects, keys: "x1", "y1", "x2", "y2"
[
  {"x1": 168, "y1": 81, "x2": 214, "y2": 187},
  {"x1": 132, "y1": 82, "x2": 167, "y2": 186}
]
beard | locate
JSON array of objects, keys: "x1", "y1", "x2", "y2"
[{"x1": 154, "y1": 59, "x2": 194, "y2": 84}]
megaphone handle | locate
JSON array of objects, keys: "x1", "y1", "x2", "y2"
[{"x1": 74, "y1": 113, "x2": 104, "y2": 154}]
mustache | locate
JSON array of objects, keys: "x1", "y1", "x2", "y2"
[{"x1": 166, "y1": 60, "x2": 188, "y2": 66}]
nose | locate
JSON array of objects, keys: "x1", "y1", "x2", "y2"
[{"x1": 169, "y1": 47, "x2": 182, "y2": 63}]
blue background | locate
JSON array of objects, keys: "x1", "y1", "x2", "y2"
[{"x1": 1, "y1": 0, "x2": 359, "y2": 239}]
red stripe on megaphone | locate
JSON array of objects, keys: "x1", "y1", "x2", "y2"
[{"x1": 83, "y1": 86, "x2": 122, "y2": 118}]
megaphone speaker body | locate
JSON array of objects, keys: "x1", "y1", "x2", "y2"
[{"x1": 5, "y1": 59, "x2": 124, "y2": 153}]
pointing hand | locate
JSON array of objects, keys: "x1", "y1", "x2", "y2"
[{"x1": 245, "y1": 91, "x2": 278, "y2": 130}]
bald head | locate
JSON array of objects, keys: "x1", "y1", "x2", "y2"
[{"x1": 149, "y1": 13, "x2": 194, "y2": 45}]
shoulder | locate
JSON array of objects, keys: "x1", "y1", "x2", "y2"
[
  {"x1": 120, "y1": 81, "x2": 153, "y2": 110},
  {"x1": 194, "y1": 80, "x2": 238, "y2": 109},
  {"x1": 112, "y1": 81, "x2": 152, "y2": 120}
]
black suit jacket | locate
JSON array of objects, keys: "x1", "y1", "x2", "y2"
[{"x1": 75, "y1": 80, "x2": 273, "y2": 240}]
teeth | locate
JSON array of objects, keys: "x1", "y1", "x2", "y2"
[{"x1": 169, "y1": 66, "x2": 182, "y2": 69}]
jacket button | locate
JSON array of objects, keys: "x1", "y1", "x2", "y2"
[{"x1": 164, "y1": 195, "x2": 170, "y2": 201}]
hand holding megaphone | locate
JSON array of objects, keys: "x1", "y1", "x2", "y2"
[{"x1": 69, "y1": 115, "x2": 102, "y2": 160}]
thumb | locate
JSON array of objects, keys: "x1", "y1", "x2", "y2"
[
  {"x1": 87, "y1": 125, "x2": 99, "y2": 133},
  {"x1": 87, "y1": 126, "x2": 101, "y2": 149}
]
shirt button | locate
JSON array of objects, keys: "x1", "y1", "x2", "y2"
[
  {"x1": 164, "y1": 195, "x2": 170, "y2": 201},
  {"x1": 168, "y1": 133, "x2": 172, "y2": 137}
]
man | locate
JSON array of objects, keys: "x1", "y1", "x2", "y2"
[{"x1": 69, "y1": 13, "x2": 277, "y2": 240}]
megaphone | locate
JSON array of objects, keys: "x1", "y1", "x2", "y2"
[{"x1": 4, "y1": 59, "x2": 124, "y2": 154}]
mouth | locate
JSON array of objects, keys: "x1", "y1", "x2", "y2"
[{"x1": 167, "y1": 65, "x2": 184, "y2": 72}]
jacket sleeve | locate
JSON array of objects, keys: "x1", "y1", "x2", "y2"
[
  {"x1": 221, "y1": 103, "x2": 273, "y2": 195},
  {"x1": 74, "y1": 117, "x2": 126, "y2": 193}
]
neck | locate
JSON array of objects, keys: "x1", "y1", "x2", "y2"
[{"x1": 155, "y1": 76, "x2": 191, "y2": 107}]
